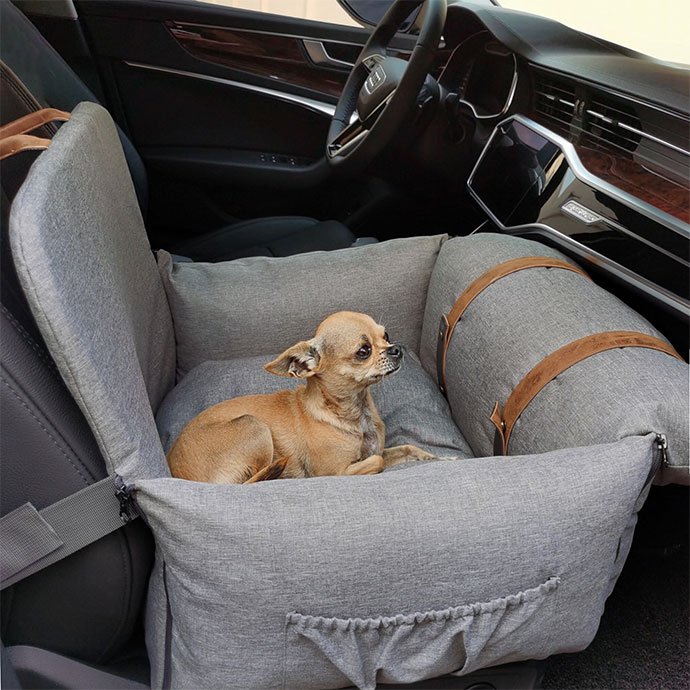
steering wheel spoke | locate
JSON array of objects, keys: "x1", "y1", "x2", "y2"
[
  {"x1": 327, "y1": 88, "x2": 399, "y2": 160},
  {"x1": 327, "y1": 116, "x2": 366, "y2": 158}
]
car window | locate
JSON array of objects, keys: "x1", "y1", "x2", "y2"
[{"x1": 194, "y1": 0, "x2": 363, "y2": 28}]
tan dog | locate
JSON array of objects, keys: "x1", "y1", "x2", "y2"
[{"x1": 167, "y1": 311, "x2": 434, "y2": 483}]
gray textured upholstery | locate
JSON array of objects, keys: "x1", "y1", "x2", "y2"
[
  {"x1": 158, "y1": 234, "x2": 447, "y2": 378},
  {"x1": 421, "y1": 234, "x2": 689, "y2": 478},
  {"x1": 9, "y1": 103, "x2": 174, "y2": 480},
  {"x1": 9, "y1": 103, "x2": 678, "y2": 690},
  {"x1": 0, "y1": 302, "x2": 153, "y2": 661},
  {"x1": 0, "y1": 109, "x2": 152, "y2": 663},
  {"x1": 139, "y1": 435, "x2": 656, "y2": 690}
]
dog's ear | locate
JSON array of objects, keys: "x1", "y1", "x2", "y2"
[{"x1": 265, "y1": 340, "x2": 321, "y2": 378}]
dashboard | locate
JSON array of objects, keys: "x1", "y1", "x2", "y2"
[{"x1": 418, "y1": 1, "x2": 690, "y2": 325}]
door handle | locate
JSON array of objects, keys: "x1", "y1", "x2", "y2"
[{"x1": 303, "y1": 40, "x2": 354, "y2": 69}]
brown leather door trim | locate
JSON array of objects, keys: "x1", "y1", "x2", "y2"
[{"x1": 490, "y1": 331, "x2": 684, "y2": 455}]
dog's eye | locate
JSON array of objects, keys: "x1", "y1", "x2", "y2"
[
  {"x1": 384, "y1": 331, "x2": 390, "y2": 343},
  {"x1": 355, "y1": 343, "x2": 372, "y2": 360}
]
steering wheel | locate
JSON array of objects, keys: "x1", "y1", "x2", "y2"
[{"x1": 326, "y1": 0, "x2": 446, "y2": 173}]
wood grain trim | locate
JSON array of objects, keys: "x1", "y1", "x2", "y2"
[
  {"x1": 575, "y1": 145, "x2": 689, "y2": 223},
  {"x1": 166, "y1": 22, "x2": 348, "y2": 98}
]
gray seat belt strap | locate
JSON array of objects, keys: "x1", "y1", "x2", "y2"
[{"x1": 0, "y1": 474, "x2": 136, "y2": 590}]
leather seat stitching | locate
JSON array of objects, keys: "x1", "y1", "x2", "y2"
[
  {"x1": 1, "y1": 304, "x2": 63, "y2": 380},
  {"x1": 0, "y1": 374, "x2": 92, "y2": 486}
]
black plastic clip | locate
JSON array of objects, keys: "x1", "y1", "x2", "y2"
[
  {"x1": 655, "y1": 433, "x2": 669, "y2": 468},
  {"x1": 114, "y1": 475, "x2": 137, "y2": 523}
]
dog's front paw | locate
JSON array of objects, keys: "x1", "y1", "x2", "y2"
[
  {"x1": 382, "y1": 445, "x2": 436, "y2": 467},
  {"x1": 410, "y1": 447, "x2": 435, "y2": 460},
  {"x1": 344, "y1": 455, "x2": 384, "y2": 476}
]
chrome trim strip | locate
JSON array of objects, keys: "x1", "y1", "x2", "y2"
[
  {"x1": 524, "y1": 225, "x2": 688, "y2": 317},
  {"x1": 469, "y1": 184, "x2": 689, "y2": 315},
  {"x1": 467, "y1": 115, "x2": 690, "y2": 316},
  {"x1": 618, "y1": 121, "x2": 690, "y2": 156},
  {"x1": 586, "y1": 108, "x2": 690, "y2": 156},
  {"x1": 302, "y1": 40, "x2": 354, "y2": 68},
  {"x1": 561, "y1": 201, "x2": 689, "y2": 267},
  {"x1": 469, "y1": 114, "x2": 689, "y2": 238},
  {"x1": 123, "y1": 62, "x2": 335, "y2": 118}
]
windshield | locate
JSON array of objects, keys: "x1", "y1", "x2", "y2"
[{"x1": 498, "y1": 0, "x2": 690, "y2": 66}]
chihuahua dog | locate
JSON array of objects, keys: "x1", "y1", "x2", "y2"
[{"x1": 167, "y1": 311, "x2": 434, "y2": 483}]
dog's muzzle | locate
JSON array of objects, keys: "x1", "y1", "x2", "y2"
[
  {"x1": 386, "y1": 344, "x2": 403, "y2": 362},
  {"x1": 384, "y1": 344, "x2": 403, "y2": 373}
]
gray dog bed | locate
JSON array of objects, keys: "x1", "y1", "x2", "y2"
[{"x1": 8, "y1": 103, "x2": 688, "y2": 689}]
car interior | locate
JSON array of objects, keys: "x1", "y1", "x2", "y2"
[{"x1": 0, "y1": 1, "x2": 688, "y2": 689}]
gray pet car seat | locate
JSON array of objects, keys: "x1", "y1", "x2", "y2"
[{"x1": 3, "y1": 103, "x2": 688, "y2": 690}]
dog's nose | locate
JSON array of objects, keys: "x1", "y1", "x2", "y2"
[{"x1": 386, "y1": 344, "x2": 402, "y2": 360}]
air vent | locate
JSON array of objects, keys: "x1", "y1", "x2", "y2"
[
  {"x1": 583, "y1": 96, "x2": 642, "y2": 156},
  {"x1": 533, "y1": 73, "x2": 576, "y2": 135}
]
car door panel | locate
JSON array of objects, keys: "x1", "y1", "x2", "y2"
[
  {"x1": 165, "y1": 22, "x2": 350, "y2": 98},
  {"x1": 72, "y1": 0, "x2": 414, "y2": 229}
]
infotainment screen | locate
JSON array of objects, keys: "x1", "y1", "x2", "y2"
[{"x1": 469, "y1": 118, "x2": 563, "y2": 226}]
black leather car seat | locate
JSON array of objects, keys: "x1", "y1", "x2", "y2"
[
  {"x1": 0, "y1": 35, "x2": 154, "y2": 682},
  {"x1": 0, "y1": 0, "x2": 356, "y2": 262},
  {"x1": 0, "y1": 168, "x2": 153, "y2": 685}
]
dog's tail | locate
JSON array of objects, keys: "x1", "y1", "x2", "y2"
[{"x1": 244, "y1": 456, "x2": 289, "y2": 484}]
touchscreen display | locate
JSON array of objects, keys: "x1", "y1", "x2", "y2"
[{"x1": 469, "y1": 119, "x2": 562, "y2": 225}]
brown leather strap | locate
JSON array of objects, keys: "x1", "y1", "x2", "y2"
[
  {"x1": 490, "y1": 331, "x2": 684, "y2": 455},
  {"x1": 0, "y1": 108, "x2": 70, "y2": 140},
  {"x1": 0, "y1": 134, "x2": 51, "y2": 161},
  {"x1": 436, "y1": 256, "x2": 590, "y2": 395}
]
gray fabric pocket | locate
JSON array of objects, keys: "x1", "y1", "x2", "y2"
[
  {"x1": 283, "y1": 577, "x2": 560, "y2": 690},
  {"x1": 137, "y1": 435, "x2": 655, "y2": 690}
]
